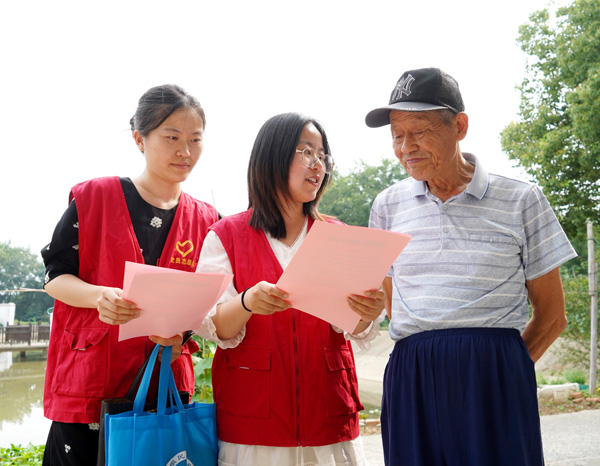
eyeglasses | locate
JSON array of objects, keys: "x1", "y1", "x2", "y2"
[{"x1": 295, "y1": 148, "x2": 335, "y2": 174}]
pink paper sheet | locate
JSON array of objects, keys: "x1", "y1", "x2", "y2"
[
  {"x1": 276, "y1": 222, "x2": 411, "y2": 333},
  {"x1": 119, "y1": 261, "x2": 232, "y2": 341}
]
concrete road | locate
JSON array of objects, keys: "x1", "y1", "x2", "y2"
[
  {"x1": 354, "y1": 336, "x2": 600, "y2": 466},
  {"x1": 361, "y1": 410, "x2": 600, "y2": 466}
]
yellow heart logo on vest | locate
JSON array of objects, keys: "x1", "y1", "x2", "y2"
[{"x1": 176, "y1": 240, "x2": 194, "y2": 258}]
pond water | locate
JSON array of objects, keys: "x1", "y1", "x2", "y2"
[
  {"x1": 0, "y1": 351, "x2": 51, "y2": 448},
  {"x1": 0, "y1": 350, "x2": 381, "y2": 449}
]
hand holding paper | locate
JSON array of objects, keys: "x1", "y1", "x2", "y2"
[
  {"x1": 239, "y1": 281, "x2": 292, "y2": 315},
  {"x1": 97, "y1": 286, "x2": 141, "y2": 326},
  {"x1": 347, "y1": 288, "x2": 386, "y2": 324},
  {"x1": 276, "y1": 221, "x2": 410, "y2": 333},
  {"x1": 119, "y1": 261, "x2": 232, "y2": 341}
]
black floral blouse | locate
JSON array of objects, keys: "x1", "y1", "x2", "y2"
[{"x1": 42, "y1": 177, "x2": 177, "y2": 285}]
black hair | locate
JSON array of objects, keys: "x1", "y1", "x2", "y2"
[
  {"x1": 247, "y1": 112, "x2": 332, "y2": 239},
  {"x1": 130, "y1": 84, "x2": 205, "y2": 137}
]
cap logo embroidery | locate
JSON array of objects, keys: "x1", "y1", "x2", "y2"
[{"x1": 391, "y1": 74, "x2": 415, "y2": 101}]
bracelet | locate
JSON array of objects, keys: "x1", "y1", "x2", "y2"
[{"x1": 241, "y1": 288, "x2": 253, "y2": 313}]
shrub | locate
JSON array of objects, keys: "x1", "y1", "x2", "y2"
[
  {"x1": 192, "y1": 336, "x2": 217, "y2": 403},
  {"x1": 564, "y1": 368, "x2": 587, "y2": 385},
  {"x1": 0, "y1": 443, "x2": 44, "y2": 465}
]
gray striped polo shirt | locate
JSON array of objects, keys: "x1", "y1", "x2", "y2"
[{"x1": 369, "y1": 153, "x2": 577, "y2": 341}]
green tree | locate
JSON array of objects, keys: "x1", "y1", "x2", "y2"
[
  {"x1": 500, "y1": 0, "x2": 600, "y2": 244},
  {"x1": 0, "y1": 241, "x2": 53, "y2": 322},
  {"x1": 319, "y1": 157, "x2": 408, "y2": 227},
  {"x1": 558, "y1": 273, "x2": 600, "y2": 373}
]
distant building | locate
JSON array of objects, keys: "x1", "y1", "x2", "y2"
[{"x1": 0, "y1": 303, "x2": 15, "y2": 326}]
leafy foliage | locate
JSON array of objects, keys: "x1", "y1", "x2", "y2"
[
  {"x1": 0, "y1": 242, "x2": 53, "y2": 322},
  {"x1": 191, "y1": 336, "x2": 217, "y2": 403},
  {"x1": 500, "y1": 0, "x2": 600, "y2": 245},
  {"x1": 559, "y1": 273, "x2": 599, "y2": 372},
  {"x1": 0, "y1": 443, "x2": 44, "y2": 465},
  {"x1": 319, "y1": 158, "x2": 408, "y2": 227}
]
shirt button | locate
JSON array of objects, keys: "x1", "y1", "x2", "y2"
[
  {"x1": 443, "y1": 228, "x2": 449, "y2": 233},
  {"x1": 442, "y1": 205, "x2": 448, "y2": 211}
]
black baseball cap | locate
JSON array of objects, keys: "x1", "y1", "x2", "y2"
[{"x1": 365, "y1": 68, "x2": 465, "y2": 128}]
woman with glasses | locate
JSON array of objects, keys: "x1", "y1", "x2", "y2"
[{"x1": 196, "y1": 112, "x2": 384, "y2": 465}]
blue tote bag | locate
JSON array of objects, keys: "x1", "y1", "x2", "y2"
[{"x1": 104, "y1": 344, "x2": 218, "y2": 466}]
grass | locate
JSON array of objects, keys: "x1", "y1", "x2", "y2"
[
  {"x1": 537, "y1": 366, "x2": 588, "y2": 387},
  {"x1": 563, "y1": 369, "x2": 587, "y2": 385}
]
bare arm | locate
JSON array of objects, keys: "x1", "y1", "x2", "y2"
[
  {"x1": 212, "y1": 281, "x2": 291, "y2": 340},
  {"x1": 521, "y1": 267, "x2": 568, "y2": 362},
  {"x1": 45, "y1": 274, "x2": 139, "y2": 325},
  {"x1": 382, "y1": 276, "x2": 393, "y2": 320}
]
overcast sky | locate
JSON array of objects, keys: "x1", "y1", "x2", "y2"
[{"x1": 0, "y1": 0, "x2": 562, "y2": 254}]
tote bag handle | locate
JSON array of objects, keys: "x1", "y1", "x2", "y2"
[
  {"x1": 132, "y1": 344, "x2": 160, "y2": 414},
  {"x1": 132, "y1": 344, "x2": 187, "y2": 415},
  {"x1": 157, "y1": 345, "x2": 185, "y2": 415}
]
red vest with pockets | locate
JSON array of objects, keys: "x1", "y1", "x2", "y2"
[
  {"x1": 43, "y1": 176, "x2": 219, "y2": 423},
  {"x1": 211, "y1": 210, "x2": 363, "y2": 447}
]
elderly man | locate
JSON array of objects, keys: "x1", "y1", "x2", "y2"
[{"x1": 366, "y1": 68, "x2": 577, "y2": 466}]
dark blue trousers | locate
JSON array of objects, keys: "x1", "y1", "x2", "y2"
[{"x1": 381, "y1": 328, "x2": 544, "y2": 466}]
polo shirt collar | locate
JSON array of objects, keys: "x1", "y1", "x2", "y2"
[
  {"x1": 409, "y1": 152, "x2": 490, "y2": 200},
  {"x1": 464, "y1": 153, "x2": 489, "y2": 200},
  {"x1": 410, "y1": 178, "x2": 427, "y2": 198}
]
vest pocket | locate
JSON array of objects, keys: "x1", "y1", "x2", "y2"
[
  {"x1": 51, "y1": 327, "x2": 109, "y2": 397},
  {"x1": 324, "y1": 347, "x2": 361, "y2": 417},
  {"x1": 220, "y1": 344, "x2": 271, "y2": 418}
]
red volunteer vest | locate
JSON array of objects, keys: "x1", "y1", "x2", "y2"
[
  {"x1": 211, "y1": 210, "x2": 363, "y2": 447},
  {"x1": 44, "y1": 176, "x2": 219, "y2": 423}
]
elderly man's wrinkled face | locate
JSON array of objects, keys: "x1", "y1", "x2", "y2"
[{"x1": 390, "y1": 110, "x2": 465, "y2": 182}]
